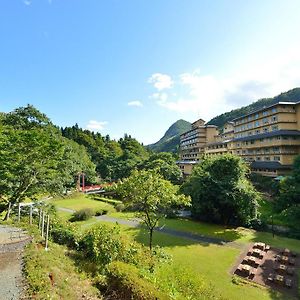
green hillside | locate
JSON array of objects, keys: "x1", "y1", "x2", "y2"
[
  {"x1": 148, "y1": 119, "x2": 192, "y2": 153},
  {"x1": 207, "y1": 88, "x2": 300, "y2": 127}
]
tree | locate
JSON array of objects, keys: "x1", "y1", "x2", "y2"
[
  {"x1": 141, "y1": 152, "x2": 182, "y2": 184},
  {"x1": 0, "y1": 105, "x2": 96, "y2": 219},
  {"x1": 275, "y1": 155, "x2": 300, "y2": 217},
  {"x1": 116, "y1": 169, "x2": 190, "y2": 250},
  {"x1": 182, "y1": 154, "x2": 259, "y2": 226}
]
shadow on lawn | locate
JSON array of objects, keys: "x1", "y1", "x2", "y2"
[{"x1": 124, "y1": 225, "x2": 214, "y2": 248}]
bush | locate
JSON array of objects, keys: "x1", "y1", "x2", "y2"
[
  {"x1": 94, "y1": 209, "x2": 108, "y2": 216},
  {"x1": 70, "y1": 208, "x2": 94, "y2": 222},
  {"x1": 79, "y1": 224, "x2": 157, "y2": 271},
  {"x1": 107, "y1": 261, "x2": 170, "y2": 300},
  {"x1": 115, "y1": 203, "x2": 125, "y2": 212},
  {"x1": 50, "y1": 219, "x2": 77, "y2": 248}
]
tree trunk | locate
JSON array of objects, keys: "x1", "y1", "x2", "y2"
[
  {"x1": 3, "y1": 202, "x2": 11, "y2": 221},
  {"x1": 149, "y1": 227, "x2": 153, "y2": 251}
]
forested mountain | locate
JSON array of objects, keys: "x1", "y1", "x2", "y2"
[
  {"x1": 207, "y1": 88, "x2": 300, "y2": 127},
  {"x1": 147, "y1": 119, "x2": 192, "y2": 153}
]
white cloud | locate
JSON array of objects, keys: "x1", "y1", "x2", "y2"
[
  {"x1": 149, "y1": 46, "x2": 300, "y2": 121},
  {"x1": 23, "y1": 0, "x2": 31, "y2": 5},
  {"x1": 86, "y1": 120, "x2": 107, "y2": 131},
  {"x1": 148, "y1": 73, "x2": 173, "y2": 91},
  {"x1": 128, "y1": 100, "x2": 143, "y2": 107}
]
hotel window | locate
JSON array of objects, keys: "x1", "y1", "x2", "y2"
[
  {"x1": 263, "y1": 111, "x2": 268, "y2": 116},
  {"x1": 271, "y1": 108, "x2": 277, "y2": 113},
  {"x1": 264, "y1": 148, "x2": 270, "y2": 153},
  {"x1": 248, "y1": 116, "x2": 252, "y2": 121},
  {"x1": 263, "y1": 118, "x2": 268, "y2": 124},
  {"x1": 272, "y1": 125, "x2": 278, "y2": 131},
  {"x1": 255, "y1": 121, "x2": 260, "y2": 127},
  {"x1": 276, "y1": 136, "x2": 281, "y2": 140},
  {"x1": 273, "y1": 147, "x2": 280, "y2": 153},
  {"x1": 264, "y1": 157, "x2": 271, "y2": 161},
  {"x1": 248, "y1": 131, "x2": 252, "y2": 136},
  {"x1": 255, "y1": 113, "x2": 259, "y2": 119},
  {"x1": 274, "y1": 156, "x2": 280, "y2": 161},
  {"x1": 271, "y1": 116, "x2": 277, "y2": 122},
  {"x1": 256, "y1": 157, "x2": 261, "y2": 161},
  {"x1": 250, "y1": 140, "x2": 255, "y2": 144},
  {"x1": 255, "y1": 129, "x2": 260, "y2": 134},
  {"x1": 263, "y1": 127, "x2": 269, "y2": 132},
  {"x1": 260, "y1": 138, "x2": 264, "y2": 143}
]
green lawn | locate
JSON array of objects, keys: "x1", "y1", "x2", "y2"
[
  {"x1": 50, "y1": 195, "x2": 300, "y2": 299},
  {"x1": 51, "y1": 193, "x2": 116, "y2": 213},
  {"x1": 94, "y1": 222, "x2": 294, "y2": 300}
]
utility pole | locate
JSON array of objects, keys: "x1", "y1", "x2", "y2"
[
  {"x1": 45, "y1": 215, "x2": 50, "y2": 251},
  {"x1": 38, "y1": 209, "x2": 42, "y2": 230},
  {"x1": 18, "y1": 203, "x2": 21, "y2": 222},
  {"x1": 29, "y1": 205, "x2": 33, "y2": 225},
  {"x1": 41, "y1": 211, "x2": 45, "y2": 238}
]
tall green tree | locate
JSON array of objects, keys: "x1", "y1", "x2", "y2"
[
  {"x1": 182, "y1": 154, "x2": 259, "y2": 226},
  {"x1": 116, "y1": 169, "x2": 190, "y2": 250},
  {"x1": 276, "y1": 155, "x2": 300, "y2": 229},
  {"x1": 0, "y1": 105, "x2": 96, "y2": 219},
  {"x1": 141, "y1": 152, "x2": 182, "y2": 184}
]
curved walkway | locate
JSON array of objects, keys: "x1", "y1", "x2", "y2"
[
  {"x1": 57, "y1": 206, "x2": 246, "y2": 250},
  {"x1": 95, "y1": 215, "x2": 245, "y2": 250}
]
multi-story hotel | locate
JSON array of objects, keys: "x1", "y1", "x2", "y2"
[{"x1": 178, "y1": 101, "x2": 300, "y2": 177}]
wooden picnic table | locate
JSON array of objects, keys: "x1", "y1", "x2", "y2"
[
  {"x1": 277, "y1": 264, "x2": 287, "y2": 273},
  {"x1": 254, "y1": 242, "x2": 265, "y2": 250},
  {"x1": 252, "y1": 248, "x2": 264, "y2": 258},
  {"x1": 283, "y1": 248, "x2": 290, "y2": 256},
  {"x1": 275, "y1": 274, "x2": 284, "y2": 284}
]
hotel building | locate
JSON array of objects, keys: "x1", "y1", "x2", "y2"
[{"x1": 178, "y1": 101, "x2": 300, "y2": 177}]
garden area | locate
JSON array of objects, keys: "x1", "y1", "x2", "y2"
[{"x1": 47, "y1": 192, "x2": 300, "y2": 300}]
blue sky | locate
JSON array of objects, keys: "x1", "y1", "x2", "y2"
[{"x1": 1, "y1": 0, "x2": 300, "y2": 144}]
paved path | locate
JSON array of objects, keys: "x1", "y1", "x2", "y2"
[
  {"x1": 0, "y1": 225, "x2": 30, "y2": 300},
  {"x1": 57, "y1": 206, "x2": 246, "y2": 250},
  {"x1": 95, "y1": 215, "x2": 245, "y2": 250}
]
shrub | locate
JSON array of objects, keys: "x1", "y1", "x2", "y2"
[
  {"x1": 94, "y1": 209, "x2": 109, "y2": 216},
  {"x1": 70, "y1": 208, "x2": 94, "y2": 222},
  {"x1": 107, "y1": 261, "x2": 170, "y2": 300},
  {"x1": 50, "y1": 219, "x2": 77, "y2": 248},
  {"x1": 115, "y1": 203, "x2": 125, "y2": 212},
  {"x1": 79, "y1": 224, "x2": 162, "y2": 272}
]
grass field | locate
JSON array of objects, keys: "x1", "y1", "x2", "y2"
[
  {"x1": 51, "y1": 193, "x2": 116, "y2": 213},
  {"x1": 50, "y1": 194, "x2": 300, "y2": 299}
]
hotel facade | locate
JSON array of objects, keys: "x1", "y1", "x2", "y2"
[{"x1": 178, "y1": 101, "x2": 300, "y2": 177}]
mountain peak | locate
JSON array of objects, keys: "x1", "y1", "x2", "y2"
[{"x1": 147, "y1": 119, "x2": 191, "y2": 153}]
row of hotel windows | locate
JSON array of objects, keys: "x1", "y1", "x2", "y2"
[
  {"x1": 235, "y1": 135, "x2": 299, "y2": 146},
  {"x1": 235, "y1": 125, "x2": 279, "y2": 138},
  {"x1": 235, "y1": 108, "x2": 278, "y2": 125},
  {"x1": 235, "y1": 117, "x2": 278, "y2": 133},
  {"x1": 246, "y1": 156, "x2": 281, "y2": 161},
  {"x1": 206, "y1": 135, "x2": 299, "y2": 150},
  {"x1": 237, "y1": 147, "x2": 280, "y2": 154}
]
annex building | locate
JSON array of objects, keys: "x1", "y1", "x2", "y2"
[{"x1": 177, "y1": 101, "x2": 300, "y2": 177}]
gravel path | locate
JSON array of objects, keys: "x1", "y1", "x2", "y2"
[{"x1": 0, "y1": 225, "x2": 30, "y2": 300}]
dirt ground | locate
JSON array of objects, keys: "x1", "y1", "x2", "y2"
[{"x1": 232, "y1": 243, "x2": 299, "y2": 299}]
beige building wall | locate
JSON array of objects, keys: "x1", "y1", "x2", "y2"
[{"x1": 178, "y1": 102, "x2": 300, "y2": 177}]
